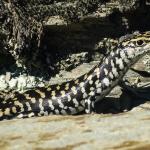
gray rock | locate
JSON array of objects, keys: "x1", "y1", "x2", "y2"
[{"x1": 0, "y1": 106, "x2": 150, "y2": 150}]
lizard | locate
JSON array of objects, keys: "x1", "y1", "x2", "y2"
[{"x1": 0, "y1": 31, "x2": 150, "y2": 121}]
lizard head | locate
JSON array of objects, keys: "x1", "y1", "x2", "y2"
[{"x1": 118, "y1": 31, "x2": 150, "y2": 59}]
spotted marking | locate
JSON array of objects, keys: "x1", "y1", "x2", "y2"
[
  {"x1": 24, "y1": 93, "x2": 32, "y2": 99},
  {"x1": 110, "y1": 51, "x2": 115, "y2": 56},
  {"x1": 74, "y1": 79, "x2": 79, "y2": 84},
  {"x1": 43, "y1": 111, "x2": 49, "y2": 116},
  {"x1": 90, "y1": 87, "x2": 95, "y2": 91},
  {"x1": 111, "y1": 60, "x2": 115, "y2": 68},
  {"x1": 65, "y1": 83, "x2": 70, "y2": 87},
  {"x1": 60, "y1": 91, "x2": 66, "y2": 97},
  {"x1": 12, "y1": 107, "x2": 17, "y2": 113},
  {"x1": 52, "y1": 96, "x2": 56, "y2": 100},
  {"x1": 55, "y1": 109, "x2": 60, "y2": 115},
  {"x1": 102, "y1": 78, "x2": 110, "y2": 87},
  {"x1": 71, "y1": 86, "x2": 77, "y2": 95},
  {"x1": 104, "y1": 68, "x2": 108, "y2": 75},
  {"x1": 28, "y1": 112, "x2": 35, "y2": 118},
  {"x1": 61, "y1": 109, "x2": 67, "y2": 115},
  {"x1": 31, "y1": 98, "x2": 36, "y2": 103},
  {"x1": 126, "y1": 47, "x2": 135, "y2": 58},
  {"x1": 79, "y1": 82, "x2": 84, "y2": 87},
  {"x1": 48, "y1": 100, "x2": 54, "y2": 110},
  {"x1": 83, "y1": 92, "x2": 88, "y2": 98},
  {"x1": 87, "y1": 75, "x2": 93, "y2": 81},
  {"x1": 105, "y1": 58, "x2": 109, "y2": 64},
  {"x1": 83, "y1": 74, "x2": 88, "y2": 80},
  {"x1": 112, "y1": 67, "x2": 118, "y2": 77},
  {"x1": 96, "y1": 82, "x2": 101, "y2": 88},
  {"x1": 56, "y1": 85, "x2": 60, "y2": 90},
  {"x1": 89, "y1": 91, "x2": 95, "y2": 96},
  {"x1": 17, "y1": 114, "x2": 24, "y2": 119},
  {"x1": 65, "y1": 86, "x2": 69, "y2": 90},
  {"x1": 4, "y1": 108, "x2": 10, "y2": 116},
  {"x1": 39, "y1": 98, "x2": 44, "y2": 111},
  {"x1": 94, "y1": 67, "x2": 100, "y2": 73},
  {"x1": 73, "y1": 98, "x2": 79, "y2": 107},
  {"x1": 69, "y1": 107, "x2": 77, "y2": 114},
  {"x1": 115, "y1": 58, "x2": 124, "y2": 70},
  {"x1": 109, "y1": 72, "x2": 114, "y2": 79},
  {"x1": 25, "y1": 102, "x2": 32, "y2": 111},
  {"x1": 89, "y1": 80, "x2": 93, "y2": 85},
  {"x1": 47, "y1": 87, "x2": 52, "y2": 91},
  {"x1": 58, "y1": 99, "x2": 64, "y2": 108},
  {"x1": 96, "y1": 88, "x2": 102, "y2": 94},
  {"x1": 51, "y1": 91, "x2": 56, "y2": 96},
  {"x1": 120, "y1": 50, "x2": 126, "y2": 59},
  {"x1": 35, "y1": 90, "x2": 46, "y2": 98},
  {"x1": 81, "y1": 87, "x2": 85, "y2": 93},
  {"x1": 14, "y1": 101, "x2": 24, "y2": 112},
  {"x1": 67, "y1": 95, "x2": 72, "y2": 102}
]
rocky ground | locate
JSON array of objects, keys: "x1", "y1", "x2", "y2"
[{"x1": 0, "y1": 108, "x2": 150, "y2": 150}]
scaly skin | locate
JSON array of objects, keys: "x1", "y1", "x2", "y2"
[{"x1": 0, "y1": 31, "x2": 150, "y2": 120}]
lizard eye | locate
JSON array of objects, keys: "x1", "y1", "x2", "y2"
[{"x1": 136, "y1": 40, "x2": 144, "y2": 46}]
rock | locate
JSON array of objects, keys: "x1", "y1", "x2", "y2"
[{"x1": 0, "y1": 108, "x2": 150, "y2": 150}]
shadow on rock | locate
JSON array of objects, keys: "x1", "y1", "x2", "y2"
[{"x1": 94, "y1": 86, "x2": 150, "y2": 114}]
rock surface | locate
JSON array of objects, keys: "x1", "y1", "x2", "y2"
[{"x1": 0, "y1": 107, "x2": 150, "y2": 150}]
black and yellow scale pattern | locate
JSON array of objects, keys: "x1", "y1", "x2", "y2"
[{"x1": 0, "y1": 31, "x2": 150, "y2": 121}]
